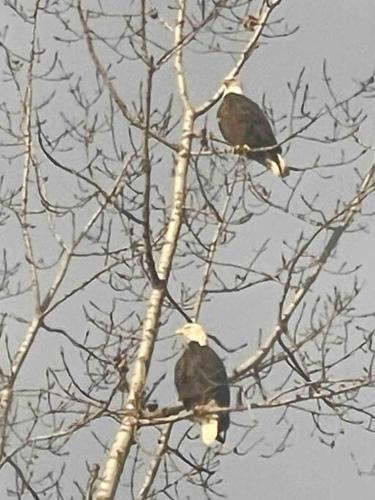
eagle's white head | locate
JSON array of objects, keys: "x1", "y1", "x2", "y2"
[
  {"x1": 223, "y1": 75, "x2": 244, "y2": 96},
  {"x1": 176, "y1": 323, "x2": 208, "y2": 346}
]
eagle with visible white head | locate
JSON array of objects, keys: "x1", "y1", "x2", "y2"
[
  {"x1": 217, "y1": 75, "x2": 288, "y2": 177},
  {"x1": 174, "y1": 323, "x2": 230, "y2": 446}
]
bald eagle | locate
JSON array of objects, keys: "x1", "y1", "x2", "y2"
[
  {"x1": 217, "y1": 76, "x2": 288, "y2": 177},
  {"x1": 174, "y1": 323, "x2": 230, "y2": 446}
]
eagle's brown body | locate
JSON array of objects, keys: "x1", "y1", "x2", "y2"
[
  {"x1": 217, "y1": 87, "x2": 288, "y2": 177},
  {"x1": 175, "y1": 341, "x2": 230, "y2": 443}
]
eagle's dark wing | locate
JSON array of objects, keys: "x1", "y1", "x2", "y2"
[
  {"x1": 217, "y1": 92, "x2": 288, "y2": 177},
  {"x1": 217, "y1": 93, "x2": 281, "y2": 155},
  {"x1": 175, "y1": 342, "x2": 230, "y2": 433}
]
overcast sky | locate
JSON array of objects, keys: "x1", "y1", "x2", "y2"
[{"x1": 1, "y1": 1, "x2": 375, "y2": 498}]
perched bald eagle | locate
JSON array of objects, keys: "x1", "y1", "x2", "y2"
[
  {"x1": 175, "y1": 323, "x2": 230, "y2": 446},
  {"x1": 217, "y1": 76, "x2": 288, "y2": 177}
]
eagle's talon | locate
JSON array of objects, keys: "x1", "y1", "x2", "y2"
[
  {"x1": 233, "y1": 145, "x2": 247, "y2": 156},
  {"x1": 233, "y1": 144, "x2": 251, "y2": 156}
]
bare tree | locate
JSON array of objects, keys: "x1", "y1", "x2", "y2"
[{"x1": 1, "y1": 0, "x2": 375, "y2": 499}]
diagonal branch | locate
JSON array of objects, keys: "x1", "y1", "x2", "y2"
[
  {"x1": 77, "y1": 1, "x2": 178, "y2": 153},
  {"x1": 142, "y1": 59, "x2": 161, "y2": 287},
  {"x1": 195, "y1": 0, "x2": 283, "y2": 117},
  {"x1": 193, "y1": 180, "x2": 235, "y2": 321},
  {"x1": 232, "y1": 160, "x2": 375, "y2": 381},
  {"x1": 136, "y1": 424, "x2": 173, "y2": 500}
]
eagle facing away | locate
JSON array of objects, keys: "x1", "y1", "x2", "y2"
[
  {"x1": 217, "y1": 76, "x2": 288, "y2": 177},
  {"x1": 175, "y1": 323, "x2": 230, "y2": 446}
]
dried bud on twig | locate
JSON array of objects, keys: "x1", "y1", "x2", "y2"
[{"x1": 243, "y1": 14, "x2": 260, "y2": 31}]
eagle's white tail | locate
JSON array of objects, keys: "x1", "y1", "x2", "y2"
[
  {"x1": 265, "y1": 154, "x2": 289, "y2": 178},
  {"x1": 200, "y1": 415, "x2": 219, "y2": 446}
]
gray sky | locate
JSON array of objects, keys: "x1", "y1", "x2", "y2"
[{"x1": 1, "y1": 0, "x2": 375, "y2": 498}]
